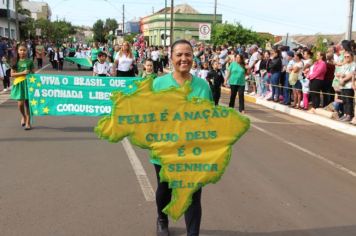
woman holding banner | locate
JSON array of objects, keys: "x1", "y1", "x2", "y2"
[
  {"x1": 113, "y1": 41, "x2": 137, "y2": 77},
  {"x1": 10, "y1": 44, "x2": 35, "y2": 130},
  {"x1": 152, "y1": 39, "x2": 212, "y2": 236}
]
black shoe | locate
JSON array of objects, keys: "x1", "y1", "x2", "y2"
[{"x1": 156, "y1": 218, "x2": 170, "y2": 236}]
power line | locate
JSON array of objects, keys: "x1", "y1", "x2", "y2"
[{"x1": 216, "y1": 3, "x2": 322, "y2": 32}]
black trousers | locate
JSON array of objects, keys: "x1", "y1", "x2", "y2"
[
  {"x1": 322, "y1": 80, "x2": 334, "y2": 107},
  {"x1": 154, "y1": 164, "x2": 202, "y2": 236},
  {"x1": 117, "y1": 70, "x2": 135, "y2": 77},
  {"x1": 309, "y1": 79, "x2": 324, "y2": 109},
  {"x1": 153, "y1": 60, "x2": 159, "y2": 73},
  {"x1": 2, "y1": 76, "x2": 10, "y2": 89},
  {"x1": 212, "y1": 86, "x2": 221, "y2": 105},
  {"x1": 340, "y1": 89, "x2": 354, "y2": 117},
  {"x1": 55, "y1": 60, "x2": 63, "y2": 70},
  {"x1": 229, "y1": 85, "x2": 245, "y2": 112},
  {"x1": 37, "y1": 58, "x2": 43, "y2": 68}
]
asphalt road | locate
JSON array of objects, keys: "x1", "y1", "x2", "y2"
[{"x1": 0, "y1": 62, "x2": 355, "y2": 236}]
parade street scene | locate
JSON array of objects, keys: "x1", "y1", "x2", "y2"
[{"x1": 0, "y1": 1, "x2": 355, "y2": 236}]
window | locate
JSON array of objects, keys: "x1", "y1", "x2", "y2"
[
  {"x1": 5, "y1": 28, "x2": 9, "y2": 38},
  {"x1": 0, "y1": 27, "x2": 4, "y2": 37},
  {"x1": 11, "y1": 29, "x2": 15, "y2": 39}
]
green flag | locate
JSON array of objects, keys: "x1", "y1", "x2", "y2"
[{"x1": 64, "y1": 57, "x2": 92, "y2": 67}]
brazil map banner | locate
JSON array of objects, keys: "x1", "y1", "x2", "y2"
[{"x1": 95, "y1": 78, "x2": 250, "y2": 220}]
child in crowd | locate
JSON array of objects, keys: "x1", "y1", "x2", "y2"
[
  {"x1": 93, "y1": 52, "x2": 111, "y2": 77},
  {"x1": 198, "y1": 62, "x2": 209, "y2": 80},
  {"x1": 139, "y1": 59, "x2": 157, "y2": 80},
  {"x1": 206, "y1": 61, "x2": 224, "y2": 105},
  {"x1": 54, "y1": 47, "x2": 64, "y2": 70},
  {"x1": 300, "y1": 76, "x2": 310, "y2": 110},
  {"x1": 190, "y1": 60, "x2": 199, "y2": 77},
  {"x1": 0, "y1": 56, "x2": 11, "y2": 91},
  {"x1": 10, "y1": 44, "x2": 35, "y2": 130}
]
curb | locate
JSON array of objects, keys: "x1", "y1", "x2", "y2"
[{"x1": 222, "y1": 87, "x2": 356, "y2": 137}]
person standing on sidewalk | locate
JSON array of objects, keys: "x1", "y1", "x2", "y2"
[
  {"x1": 307, "y1": 52, "x2": 327, "y2": 113},
  {"x1": 323, "y1": 53, "x2": 336, "y2": 107},
  {"x1": 335, "y1": 51, "x2": 355, "y2": 122},
  {"x1": 225, "y1": 54, "x2": 247, "y2": 113},
  {"x1": 281, "y1": 51, "x2": 295, "y2": 105},
  {"x1": 259, "y1": 51, "x2": 271, "y2": 98},
  {"x1": 267, "y1": 48, "x2": 282, "y2": 102},
  {"x1": 350, "y1": 69, "x2": 356, "y2": 125}
]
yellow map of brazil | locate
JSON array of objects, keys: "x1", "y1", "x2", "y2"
[{"x1": 95, "y1": 78, "x2": 250, "y2": 220}]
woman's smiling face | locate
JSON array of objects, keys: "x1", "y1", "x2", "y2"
[{"x1": 171, "y1": 43, "x2": 193, "y2": 73}]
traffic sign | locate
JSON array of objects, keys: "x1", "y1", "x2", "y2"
[
  {"x1": 199, "y1": 23, "x2": 211, "y2": 41},
  {"x1": 35, "y1": 28, "x2": 41, "y2": 36}
]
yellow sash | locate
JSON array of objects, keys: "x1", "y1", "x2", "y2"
[{"x1": 13, "y1": 76, "x2": 26, "y2": 85}]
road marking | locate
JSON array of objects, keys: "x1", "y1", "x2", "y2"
[
  {"x1": 0, "y1": 64, "x2": 51, "y2": 105},
  {"x1": 220, "y1": 101, "x2": 356, "y2": 178},
  {"x1": 252, "y1": 124, "x2": 356, "y2": 178},
  {"x1": 122, "y1": 138, "x2": 155, "y2": 202}
]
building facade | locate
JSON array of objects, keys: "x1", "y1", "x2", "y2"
[
  {"x1": 125, "y1": 20, "x2": 140, "y2": 34},
  {"x1": 21, "y1": 0, "x2": 51, "y2": 20},
  {"x1": 140, "y1": 4, "x2": 222, "y2": 46},
  {"x1": 0, "y1": 0, "x2": 17, "y2": 39}
]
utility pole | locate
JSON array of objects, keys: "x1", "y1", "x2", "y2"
[
  {"x1": 346, "y1": 0, "x2": 354, "y2": 40},
  {"x1": 285, "y1": 33, "x2": 289, "y2": 46},
  {"x1": 15, "y1": 0, "x2": 20, "y2": 40},
  {"x1": 170, "y1": 0, "x2": 174, "y2": 46},
  {"x1": 6, "y1": 0, "x2": 10, "y2": 38},
  {"x1": 122, "y1": 4, "x2": 125, "y2": 36},
  {"x1": 214, "y1": 0, "x2": 217, "y2": 24},
  {"x1": 164, "y1": 0, "x2": 167, "y2": 47}
]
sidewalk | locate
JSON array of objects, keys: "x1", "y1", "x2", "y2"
[{"x1": 222, "y1": 87, "x2": 356, "y2": 137}]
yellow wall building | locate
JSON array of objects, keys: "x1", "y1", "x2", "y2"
[{"x1": 140, "y1": 4, "x2": 222, "y2": 46}]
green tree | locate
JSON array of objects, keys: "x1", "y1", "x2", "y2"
[
  {"x1": 104, "y1": 18, "x2": 118, "y2": 35},
  {"x1": 93, "y1": 19, "x2": 105, "y2": 42},
  {"x1": 51, "y1": 20, "x2": 76, "y2": 42},
  {"x1": 16, "y1": 0, "x2": 31, "y2": 16},
  {"x1": 211, "y1": 23, "x2": 272, "y2": 47},
  {"x1": 124, "y1": 33, "x2": 138, "y2": 44},
  {"x1": 311, "y1": 36, "x2": 329, "y2": 60}
]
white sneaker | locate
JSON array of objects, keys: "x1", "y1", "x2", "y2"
[
  {"x1": 3, "y1": 88, "x2": 7, "y2": 92},
  {"x1": 249, "y1": 92, "x2": 256, "y2": 96}
]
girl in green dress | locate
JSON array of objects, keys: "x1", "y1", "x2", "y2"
[{"x1": 10, "y1": 44, "x2": 35, "y2": 130}]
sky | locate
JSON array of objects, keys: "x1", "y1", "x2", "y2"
[{"x1": 43, "y1": 0, "x2": 355, "y2": 36}]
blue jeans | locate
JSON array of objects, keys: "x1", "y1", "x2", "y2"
[
  {"x1": 261, "y1": 73, "x2": 269, "y2": 96},
  {"x1": 283, "y1": 73, "x2": 290, "y2": 104},
  {"x1": 255, "y1": 75, "x2": 262, "y2": 96},
  {"x1": 271, "y1": 72, "x2": 281, "y2": 100}
]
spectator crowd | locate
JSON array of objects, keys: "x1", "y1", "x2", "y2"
[{"x1": 1, "y1": 36, "x2": 355, "y2": 125}]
